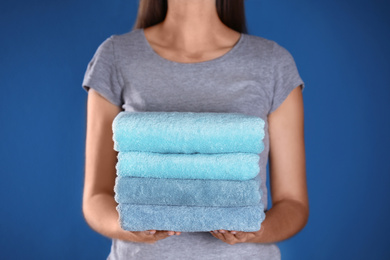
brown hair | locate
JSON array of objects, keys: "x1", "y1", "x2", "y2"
[{"x1": 132, "y1": 0, "x2": 248, "y2": 34}]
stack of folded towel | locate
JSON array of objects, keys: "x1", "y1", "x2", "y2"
[{"x1": 112, "y1": 111, "x2": 266, "y2": 232}]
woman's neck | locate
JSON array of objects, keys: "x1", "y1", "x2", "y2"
[{"x1": 155, "y1": 0, "x2": 235, "y2": 51}]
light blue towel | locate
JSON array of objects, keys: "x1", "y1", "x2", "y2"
[
  {"x1": 117, "y1": 203, "x2": 265, "y2": 232},
  {"x1": 116, "y1": 151, "x2": 260, "y2": 180},
  {"x1": 112, "y1": 111, "x2": 265, "y2": 154},
  {"x1": 114, "y1": 175, "x2": 262, "y2": 206}
]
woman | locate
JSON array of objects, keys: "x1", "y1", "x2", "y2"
[{"x1": 81, "y1": 0, "x2": 309, "y2": 259}]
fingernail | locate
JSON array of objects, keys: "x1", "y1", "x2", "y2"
[
  {"x1": 219, "y1": 230, "x2": 225, "y2": 233},
  {"x1": 231, "y1": 231, "x2": 237, "y2": 234},
  {"x1": 149, "y1": 231, "x2": 155, "y2": 234}
]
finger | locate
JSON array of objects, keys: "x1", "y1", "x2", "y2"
[
  {"x1": 218, "y1": 229, "x2": 226, "y2": 234},
  {"x1": 137, "y1": 231, "x2": 158, "y2": 243},
  {"x1": 234, "y1": 231, "x2": 246, "y2": 239},
  {"x1": 220, "y1": 230, "x2": 237, "y2": 244},
  {"x1": 164, "y1": 230, "x2": 181, "y2": 236},
  {"x1": 210, "y1": 230, "x2": 225, "y2": 239},
  {"x1": 209, "y1": 232, "x2": 218, "y2": 238},
  {"x1": 133, "y1": 230, "x2": 152, "y2": 237},
  {"x1": 210, "y1": 231, "x2": 225, "y2": 241},
  {"x1": 213, "y1": 230, "x2": 229, "y2": 241},
  {"x1": 218, "y1": 230, "x2": 231, "y2": 240},
  {"x1": 154, "y1": 231, "x2": 170, "y2": 240},
  {"x1": 147, "y1": 230, "x2": 156, "y2": 235}
]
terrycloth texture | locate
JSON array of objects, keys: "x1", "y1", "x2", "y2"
[
  {"x1": 114, "y1": 175, "x2": 262, "y2": 206},
  {"x1": 112, "y1": 111, "x2": 265, "y2": 232},
  {"x1": 117, "y1": 203, "x2": 265, "y2": 232},
  {"x1": 112, "y1": 111, "x2": 265, "y2": 154},
  {"x1": 116, "y1": 151, "x2": 260, "y2": 180}
]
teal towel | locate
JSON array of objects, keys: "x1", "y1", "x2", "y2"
[
  {"x1": 117, "y1": 204, "x2": 265, "y2": 232},
  {"x1": 114, "y1": 175, "x2": 262, "y2": 206},
  {"x1": 116, "y1": 151, "x2": 260, "y2": 180},
  {"x1": 112, "y1": 111, "x2": 265, "y2": 154}
]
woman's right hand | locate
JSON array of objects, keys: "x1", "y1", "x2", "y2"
[{"x1": 114, "y1": 227, "x2": 182, "y2": 244}]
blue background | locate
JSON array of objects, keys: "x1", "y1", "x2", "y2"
[{"x1": 1, "y1": 0, "x2": 389, "y2": 259}]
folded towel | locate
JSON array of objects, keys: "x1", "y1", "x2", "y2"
[
  {"x1": 112, "y1": 111, "x2": 265, "y2": 154},
  {"x1": 114, "y1": 175, "x2": 262, "y2": 206},
  {"x1": 116, "y1": 151, "x2": 260, "y2": 180},
  {"x1": 117, "y1": 204, "x2": 265, "y2": 232}
]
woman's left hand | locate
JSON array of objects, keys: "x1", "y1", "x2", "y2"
[{"x1": 210, "y1": 230, "x2": 257, "y2": 245}]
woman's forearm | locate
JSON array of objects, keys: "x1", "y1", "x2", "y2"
[
  {"x1": 249, "y1": 199, "x2": 309, "y2": 243},
  {"x1": 83, "y1": 193, "x2": 137, "y2": 241}
]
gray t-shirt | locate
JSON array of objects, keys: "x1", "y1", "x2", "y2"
[{"x1": 82, "y1": 28, "x2": 305, "y2": 260}]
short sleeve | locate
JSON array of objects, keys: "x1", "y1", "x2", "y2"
[
  {"x1": 81, "y1": 36, "x2": 123, "y2": 107},
  {"x1": 269, "y1": 42, "x2": 305, "y2": 114}
]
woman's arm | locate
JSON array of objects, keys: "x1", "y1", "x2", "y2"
[
  {"x1": 211, "y1": 85, "x2": 309, "y2": 244},
  {"x1": 82, "y1": 89, "x2": 180, "y2": 243},
  {"x1": 252, "y1": 84, "x2": 309, "y2": 243}
]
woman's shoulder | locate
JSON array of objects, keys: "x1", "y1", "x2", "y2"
[
  {"x1": 244, "y1": 33, "x2": 275, "y2": 45},
  {"x1": 243, "y1": 33, "x2": 277, "y2": 53},
  {"x1": 108, "y1": 28, "x2": 145, "y2": 48},
  {"x1": 243, "y1": 33, "x2": 297, "y2": 63},
  {"x1": 92, "y1": 29, "x2": 144, "y2": 52}
]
